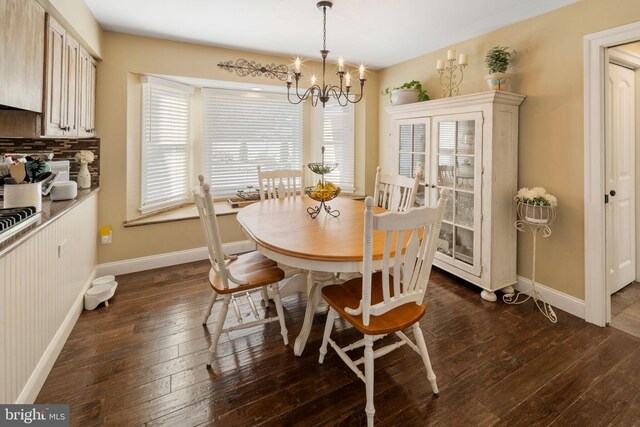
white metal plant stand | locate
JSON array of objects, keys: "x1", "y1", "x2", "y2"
[{"x1": 503, "y1": 202, "x2": 558, "y2": 323}]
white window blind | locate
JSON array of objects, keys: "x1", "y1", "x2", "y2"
[
  {"x1": 313, "y1": 102, "x2": 355, "y2": 193},
  {"x1": 202, "y1": 88, "x2": 303, "y2": 197},
  {"x1": 140, "y1": 77, "x2": 193, "y2": 213}
]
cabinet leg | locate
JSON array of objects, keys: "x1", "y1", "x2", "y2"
[
  {"x1": 480, "y1": 290, "x2": 497, "y2": 302},
  {"x1": 501, "y1": 285, "x2": 515, "y2": 295}
]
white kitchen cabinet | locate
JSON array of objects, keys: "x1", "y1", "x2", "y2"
[
  {"x1": 44, "y1": 15, "x2": 97, "y2": 138},
  {"x1": 387, "y1": 91, "x2": 526, "y2": 301},
  {"x1": 78, "y1": 47, "x2": 97, "y2": 137},
  {"x1": 43, "y1": 14, "x2": 66, "y2": 137},
  {"x1": 63, "y1": 32, "x2": 80, "y2": 136},
  {"x1": 0, "y1": 191, "x2": 98, "y2": 403}
]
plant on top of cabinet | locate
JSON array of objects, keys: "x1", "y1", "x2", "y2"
[
  {"x1": 381, "y1": 80, "x2": 429, "y2": 105},
  {"x1": 484, "y1": 45, "x2": 515, "y2": 92}
]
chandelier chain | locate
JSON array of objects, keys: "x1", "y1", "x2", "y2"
[{"x1": 322, "y1": 6, "x2": 327, "y2": 51}]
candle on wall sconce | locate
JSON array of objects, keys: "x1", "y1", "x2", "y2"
[{"x1": 436, "y1": 49, "x2": 468, "y2": 98}]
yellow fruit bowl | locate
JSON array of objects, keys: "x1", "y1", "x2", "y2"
[{"x1": 305, "y1": 185, "x2": 341, "y2": 202}]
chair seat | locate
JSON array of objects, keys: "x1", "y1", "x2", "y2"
[
  {"x1": 322, "y1": 271, "x2": 426, "y2": 335},
  {"x1": 209, "y1": 251, "x2": 285, "y2": 294}
]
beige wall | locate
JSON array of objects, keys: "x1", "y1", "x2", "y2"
[
  {"x1": 620, "y1": 41, "x2": 640, "y2": 55},
  {"x1": 96, "y1": 31, "x2": 378, "y2": 264},
  {"x1": 37, "y1": 0, "x2": 103, "y2": 57},
  {"x1": 378, "y1": 0, "x2": 640, "y2": 299}
]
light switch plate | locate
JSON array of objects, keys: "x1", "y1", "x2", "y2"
[{"x1": 58, "y1": 239, "x2": 68, "y2": 257}]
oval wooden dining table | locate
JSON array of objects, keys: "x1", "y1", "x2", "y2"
[{"x1": 236, "y1": 196, "x2": 393, "y2": 356}]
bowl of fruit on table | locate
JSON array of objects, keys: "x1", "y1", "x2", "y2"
[{"x1": 305, "y1": 181, "x2": 341, "y2": 202}]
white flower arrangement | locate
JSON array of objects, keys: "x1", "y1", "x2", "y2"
[
  {"x1": 74, "y1": 150, "x2": 95, "y2": 164},
  {"x1": 515, "y1": 186, "x2": 558, "y2": 207}
]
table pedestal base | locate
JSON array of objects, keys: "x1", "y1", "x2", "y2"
[{"x1": 294, "y1": 270, "x2": 335, "y2": 356}]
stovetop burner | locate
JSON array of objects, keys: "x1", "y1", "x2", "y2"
[{"x1": 0, "y1": 206, "x2": 40, "y2": 244}]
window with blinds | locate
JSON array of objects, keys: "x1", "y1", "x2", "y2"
[
  {"x1": 140, "y1": 77, "x2": 193, "y2": 213},
  {"x1": 202, "y1": 88, "x2": 303, "y2": 197},
  {"x1": 312, "y1": 102, "x2": 355, "y2": 192}
]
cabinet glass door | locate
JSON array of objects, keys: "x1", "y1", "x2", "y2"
[
  {"x1": 432, "y1": 113, "x2": 482, "y2": 276},
  {"x1": 396, "y1": 118, "x2": 430, "y2": 206}
]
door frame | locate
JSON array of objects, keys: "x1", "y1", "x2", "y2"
[{"x1": 584, "y1": 21, "x2": 640, "y2": 326}]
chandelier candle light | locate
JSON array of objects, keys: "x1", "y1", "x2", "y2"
[
  {"x1": 436, "y1": 49, "x2": 468, "y2": 98},
  {"x1": 286, "y1": 1, "x2": 366, "y2": 108}
]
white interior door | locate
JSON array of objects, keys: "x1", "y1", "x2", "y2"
[{"x1": 606, "y1": 62, "x2": 636, "y2": 295}]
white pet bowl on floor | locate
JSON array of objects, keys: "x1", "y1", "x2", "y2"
[
  {"x1": 91, "y1": 275, "x2": 115, "y2": 287},
  {"x1": 84, "y1": 281, "x2": 118, "y2": 310}
]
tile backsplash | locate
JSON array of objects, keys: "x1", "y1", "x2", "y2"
[{"x1": 0, "y1": 138, "x2": 100, "y2": 187}]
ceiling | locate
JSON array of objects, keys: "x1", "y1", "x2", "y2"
[{"x1": 85, "y1": 0, "x2": 578, "y2": 69}]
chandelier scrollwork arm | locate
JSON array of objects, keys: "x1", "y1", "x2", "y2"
[{"x1": 285, "y1": 1, "x2": 366, "y2": 108}]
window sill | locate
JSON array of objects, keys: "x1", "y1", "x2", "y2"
[
  {"x1": 123, "y1": 201, "x2": 240, "y2": 228},
  {"x1": 123, "y1": 194, "x2": 366, "y2": 228}
]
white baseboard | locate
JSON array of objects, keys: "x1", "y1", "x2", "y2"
[
  {"x1": 515, "y1": 275, "x2": 585, "y2": 319},
  {"x1": 16, "y1": 268, "x2": 97, "y2": 403},
  {"x1": 96, "y1": 240, "x2": 256, "y2": 277}
]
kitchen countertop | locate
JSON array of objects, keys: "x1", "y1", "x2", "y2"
[{"x1": 0, "y1": 187, "x2": 100, "y2": 258}]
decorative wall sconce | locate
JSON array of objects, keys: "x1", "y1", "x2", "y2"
[
  {"x1": 436, "y1": 50, "x2": 468, "y2": 97},
  {"x1": 217, "y1": 59, "x2": 289, "y2": 81}
]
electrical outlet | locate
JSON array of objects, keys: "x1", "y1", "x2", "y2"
[
  {"x1": 58, "y1": 239, "x2": 68, "y2": 257},
  {"x1": 100, "y1": 226, "x2": 112, "y2": 244}
]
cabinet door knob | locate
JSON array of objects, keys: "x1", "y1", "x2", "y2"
[
  {"x1": 431, "y1": 184, "x2": 436, "y2": 188},
  {"x1": 610, "y1": 190, "x2": 616, "y2": 197}
]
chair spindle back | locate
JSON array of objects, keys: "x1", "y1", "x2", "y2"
[
  {"x1": 257, "y1": 165, "x2": 304, "y2": 201},
  {"x1": 373, "y1": 166, "x2": 420, "y2": 212},
  {"x1": 193, "y1": 180, "x2": 233, "y2": 290},
  {"x1": 360, "y1": 191, "x2": 447, "y2": 326}
]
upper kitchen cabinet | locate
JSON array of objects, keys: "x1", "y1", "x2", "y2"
[
  {"x1": 43, "y1": 15, "x2": 68, "y2": 137},
  {"x1": 0, "y1": 0, "x2": 45, "y2": 112},
  {"x1": 43, "y1": 15, "x2": 97, "y2": 138},
  {"x1": 78, "y1": 47, "x2": 97, "y2": 137}
]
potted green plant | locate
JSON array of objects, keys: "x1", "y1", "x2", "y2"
[
  {"x1": 381, "y1": 80, "x2": 429, "y2": 105},
  {"x1": 484, "y1": 45, "x2": 515, "y2": 91}
]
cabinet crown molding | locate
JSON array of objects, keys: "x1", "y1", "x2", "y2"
[{"x1": 385, "y1": 91, "x2": 526, "y2": 115}]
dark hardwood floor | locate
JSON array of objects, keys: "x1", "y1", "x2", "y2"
[{"x1": 36, "y1": 261, "x2": 640, "y2": 426}]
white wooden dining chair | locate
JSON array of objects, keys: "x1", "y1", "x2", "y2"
[
  {"x1": 257, "y1": 165, "x2": 304, "y2": 201},
  {"x1": 318, "y1": 191, "x2": 447, "y2": 427},
  {"x1": 256, "y1": 166, "x2": 307, "y2": 303},
  {"x1": 373, "y1": 166, "x2": 420, "y2": 212},
  {"x1": 193, "y1": 179, "x2": 289, "y2": 366}
]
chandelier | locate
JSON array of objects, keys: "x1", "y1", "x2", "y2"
[{"x1": 286, "y1": 1, "x2": 366, "y2": 108}]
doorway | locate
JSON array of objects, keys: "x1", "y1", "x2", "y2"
[
  {"x1": 607, "y1": 43, "x2": 640, "y2": 336},
  {"x1": 584, "y1": 21, "x2": 640, "y2": 327}
]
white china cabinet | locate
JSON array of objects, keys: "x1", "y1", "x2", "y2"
[{"x1": 386, "y1": 91, "x2": 526, "y2": 301}]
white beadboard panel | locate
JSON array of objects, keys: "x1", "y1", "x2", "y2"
[{"x1": 0, "y1": 194, "x2": 97, "y2": 404}]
